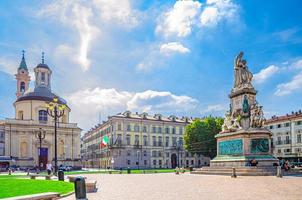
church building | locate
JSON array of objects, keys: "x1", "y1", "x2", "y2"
[{"x1": 0, "y1": 51, "x2": 81, "y2": 170}]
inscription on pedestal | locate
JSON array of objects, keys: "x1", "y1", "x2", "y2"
[
  {"x1": 219, "y1": 139, "x2": 243, "y2": 155},
  {"x1": 250, "y1": 138, "x2": 269, "y2": 153}
]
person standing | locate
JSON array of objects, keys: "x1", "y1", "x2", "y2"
[{"x1": 46, "y1": 162, "x2": 52, "y2": 175}]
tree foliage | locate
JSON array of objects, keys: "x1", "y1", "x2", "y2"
[{"x1": 184, "y1": 117, "x2": 224, "y2": 159}]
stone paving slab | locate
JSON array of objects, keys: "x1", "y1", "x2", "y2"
[{"x1": 62, "y1": 173, "x2": 302, "y2": 200}]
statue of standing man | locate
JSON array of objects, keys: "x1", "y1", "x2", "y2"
[{"x1": 234, "y1": 52, "x2": 253, "y2": 89}]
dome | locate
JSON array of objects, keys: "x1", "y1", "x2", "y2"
[
  {"x1": 15, "y1": 85, "x2": 67, "y2": 105},
  {"x1": 36, "y1": 63, "x2": 50, "y2": 70}
]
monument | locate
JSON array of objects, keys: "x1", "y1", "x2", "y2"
[{"x1": 210, "y1": 52, "x2": 278, "y2": 167}]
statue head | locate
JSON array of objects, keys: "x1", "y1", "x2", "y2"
[{"x1": 242, "y1": 60, "x2": 247, "y2": 66}]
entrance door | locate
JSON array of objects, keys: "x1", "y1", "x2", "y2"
[
  {"x1": 171, "y1": 154, "x2": 177, "y2": 169},
  {"x1": 39, "y1": 148, "x2": 48, "y2": 170}
]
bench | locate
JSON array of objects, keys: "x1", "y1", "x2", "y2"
[
  {"x1": 2, "y1": 192, "x2": 60, "y2": 200},
  {"x1": 86, "y1": 180, "x2": 97, "y2": 193},
  {"x1": 29, "y1": 174, "x2": 52, "y2": 180},
  {"x1": 67, "y1": 175, "x2": 87, "y2": 183}
]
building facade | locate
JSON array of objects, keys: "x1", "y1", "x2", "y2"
[
  {"x1": 81, "y1": 111, "x2": 210, "y2": 169},
  {"x1": 0, "y1": 52, "x2": 81, "y2": 170},
  {"x1": 265, "y1": 111, "x2": 302, "y2": 162}
]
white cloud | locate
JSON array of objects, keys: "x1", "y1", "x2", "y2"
[
  {"x1": 274, "y1": 72, "x2": 302, "y2": 96},
  {"x1": 201, "y1": 104, "x2": 227, "y2": 114},
  {"x1": 291, "y1": 59, "x2": 302, "y2": 69},
  {"x1": 253, "y1": 65, "x2": 279, "y2": 84},
  {"x1": 156, "y1": 0, "x2": 202, "y2": 37},
  {"x1": 66, "y1": 87, "x2": 198, "y2": 130},
  {"x1": 92, "y1": 0, "x2": 139, "y2": 27},
  {"x1": 160, "y1": 42, "x2": 190, "y2": 55},
  {"x1": 37, "y1": 0, "x2": 139, "y2": 71},
  {"x1": 0, "y1": 57, "x2": 17, "y2": 75},
  {"x1": 200, "y1": 0, "x2": 238, "y2": 27}
]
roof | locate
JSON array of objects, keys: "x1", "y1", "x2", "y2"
[
  {"x1": 36, "y1": 63, "x2": 50, "y2": 70},
  {"x1": 15, "y1": 85, "x2": 67, "y2": 105},
  {"x1": 18, "y1": 54, "x2": 28, "y2": 71},
  {"x1": 265, "y1": 110, "x2": 302, "y2": 124}
]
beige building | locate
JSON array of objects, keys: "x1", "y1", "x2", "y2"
[
  {"x1": 265, "y1": 111, "x2": 302, "y2": 162},
  {"x1": 0, "y1": 52, "x2": 81, "y2": 170},
  {"x1": 81, "y1": 111, "x2": 210, "y2": 169}
]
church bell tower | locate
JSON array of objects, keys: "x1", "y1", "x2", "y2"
[{"x1": 15, "y1": 50, "x2": 30, "y2": 98}]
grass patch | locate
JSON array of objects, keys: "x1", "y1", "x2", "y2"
[{"x1": 0, "y1": 179, "x2": 74, "y2": 199}]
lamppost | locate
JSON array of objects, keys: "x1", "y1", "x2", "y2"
[
  {"x1": 46, "y1": 97, "x2": 66, "y2": 174},
  {"x1": 176, "y1": 139, "x2": 182, "y2": 168},
  {"x1": 35, "y1": 128, "x2": 46, "y2": 170}
]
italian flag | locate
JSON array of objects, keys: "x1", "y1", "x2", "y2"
[{"x1": 101, "y1": 135, "x2": 109, "y2": 148}]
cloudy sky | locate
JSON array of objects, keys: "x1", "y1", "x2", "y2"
[{"x1": 0, "y1": 0, "x2": 301, "y2": 131}]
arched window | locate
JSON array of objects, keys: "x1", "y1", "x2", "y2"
[
  {"x1": 39, "y1": 110, "x2": 48, "y2": 122},
  {"x1": 20, "y1": 82, "x2": 25, "y2": 92}
]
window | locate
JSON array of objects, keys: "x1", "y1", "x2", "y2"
[
  {"x1": 285, "y1": 136, "x2": 290, "y2": 144},
  {"x1": 158, "y1": 127, "x2": 162, "y2": 133},
  {"x1": 186, "y1": 160, "x2": 189, "y2": 166},
  {"x1": 297, "y1": 134, "x2": 301, "y2": 143},
  {"x1": 179, "y1": 127, "x2": 183, "y2": 134},
  {"x1": 38, "y1": 110, "x2": 47, "y2": 122},
  {"x1": 127, "y1": 150, "x2": 131, "y2": 156},
  {"x1": 285, "y1": 123, "x2": 290, "y2": 127},
  {"x1": 296, "y1": 121, "x2": 302, "y2": 125},
  {"x1": 159, "y1": 160, "x2": 162, "y2": 166},
  {"x1": 127, "y1": 160, "x2": 131, "y2": 165},
  {"x1": 143, "y1": 135, "x2": 148, "y2": 146},
  {"x1": 144, "y1": 160, "x2": 147, "y2": 165},
  {"x1": 284, "y1": 148, "x2": 291, "y2": 153},
  {"x1": 191, "y1": 160, "x2": 194, "y2": 165},
  {"x1": 158, "y1": 136, "x2": 162, "y2": 146},
  {"x1": 277, "y1": 136, "x2": 282, "y2": 145},
  {"x1": 172, "y1": 127, "x2": 176, "y2": 134},
  {"x1": 277, "y1": 124, "x2": 281, "y2": 128},
  {"x1": 269, "y1": 125, "x2": 274, "y2": 129},
  {"x1": 152, "y1": 126, "x2": 156, "y2": 133},
  {"x1": 179, "y1": 137, "x2": 183, "y2": 146},
  {"x1": 0, "y1": 143, "x2": 4, "y2": 156},
  {"x1": 135, "y1": 135, "x2": 139, "y2": 145},
  {"x1": 166, "y1": 152, "x2": 169, "y2": 157},
  {"x1": 165, "y1": 137, "x2": 169, "y2": 147},
  {"x1": 20, "y1": 82, "x2": 25, "y2": 92},
  {"x1": 158, "y1": 151, "x2": 162, "y2": 157},
  {"x1": 127, "y1": 124, "x2": 131, "y2": 131},
  {"x1": 172, "y1": 137, "x2": 177, "y2": 146},
  {"x1": 152, "y1": 151, "x2": 157, "y2": 157},
  {"x1": 117, "y1": 134, "x2": 122, "y2": 145},
  {"x1": 126, "y1": 135, "x2": 131, "y2": 145},
  {"x1": 277, "y1": 149, "x2": 281, "y2": 153},
  {"x1": 117, "y1": 123, "x2": 122, "y2": 131},
  {"x1": 41, "y1": 72, "x2": 45, "y2": 82},
  {"x1": 143, "y1": 150, "x2": 147, "y2": 157},
  {"x1": 165, "y1": 127, "x2": 170, "y2": 134},
  {"x1": 153, "y1": 136, "x2": 156, "y2": 146},
  {"x1": 18, "y1": 111, "x2": 24, "y2": 120},
  {"x1": 134, "y1": 125, "x2": 140, "y2": 132},
  {"x1": 153, "y1": 160, "x2": 156, "y2": 166},
  {"x1": 143, "y1": 126, "x2": 147, "y2": 133}
]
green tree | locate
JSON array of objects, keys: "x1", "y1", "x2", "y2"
[{"x1": 184, "y1": 117, "x2": 224, "y2": 159}]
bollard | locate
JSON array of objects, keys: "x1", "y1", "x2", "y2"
[
  {"x1": 231, "y1": 167, "x2": 237, "y2": 178},
  {"x1": 74, "y1": 177, "x2": 87, "y2": 200},
  {"x1": 276, "y1": 166, "x2": 283, "y2": 178},
  {"x1": 58, "y1": 170, "x2": 64, "y2": 181}
]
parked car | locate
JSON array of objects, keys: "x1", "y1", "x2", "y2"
[{"x1": 59, "y1": 165, "x2": 73, "y2": 171}]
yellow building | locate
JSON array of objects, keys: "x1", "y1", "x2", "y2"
[{"x1": 0, "y1": 52, "x2": 81, "y2": 170}]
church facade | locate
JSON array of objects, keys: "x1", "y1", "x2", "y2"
[{"x1": 0, "y1": 52, "x2": 81, "y2": 170}]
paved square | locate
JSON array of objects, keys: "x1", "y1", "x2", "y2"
[{"x1": 62, "y1": 173, "x2": 302, "y2": 200}]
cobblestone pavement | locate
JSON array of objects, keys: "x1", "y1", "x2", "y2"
[{"x1": 62, "y1": 173, "x2": 302, "y2": 200}]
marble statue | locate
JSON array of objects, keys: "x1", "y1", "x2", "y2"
[
  {"x1": 250, "y1": 102, "x2": 265, "y2": 128},
  {"x1": 234, "y1": 52, "x2": 253, "y2": 89},
  {"x1": 222, "y1": 111, "x2": 242, "y2": 132}
]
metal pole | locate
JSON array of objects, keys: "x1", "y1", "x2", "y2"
[
  {"x1": 39, "y1": 136, "x2": 42, "y2": 171},
  {"x1": 54, "y1": 106, "x2": 58, "y2": 174}
]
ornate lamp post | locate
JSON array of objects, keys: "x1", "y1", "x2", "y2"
[
  {"x1": 46, "y1": 97, "x2": 66, "y2": 174},
  {"x1": 35, "y1": 128, "x2": 46, "y2": 170}
]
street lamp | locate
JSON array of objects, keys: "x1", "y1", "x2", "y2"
[
  {"x1": 35, "y1": 128, "x2": 46, "y2": 171},
  {"x1": 46, "y1": 96, "x2": 66, "y2": 174}
]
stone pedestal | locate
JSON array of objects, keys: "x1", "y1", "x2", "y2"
[{"x1": 211, "y1": 129, "x2": 278, "y2": 167}]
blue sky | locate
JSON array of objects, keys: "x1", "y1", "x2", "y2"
[{"x1": 0, "y1": 0, "x2": 301, "y2": 130}]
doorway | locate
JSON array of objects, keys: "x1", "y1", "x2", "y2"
[
  {"x1": 39, "y1": 148, "x2": 48, "y2": 169},
  {"x1": 171, "y1": 153, "x2": 177, "y2": 168}
]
